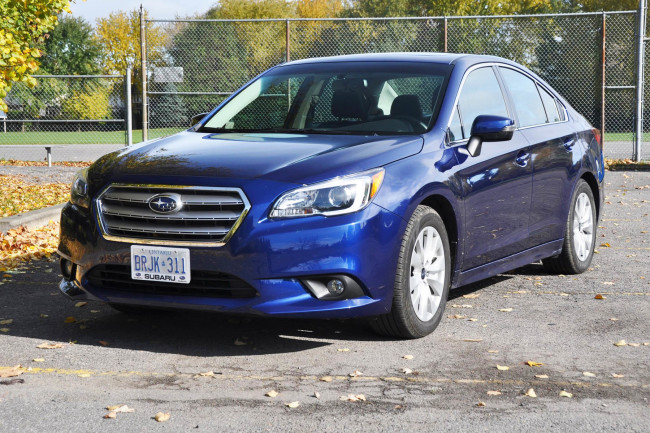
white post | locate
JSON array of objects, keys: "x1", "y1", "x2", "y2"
[
  {"x1": 635, "y1": 0, "x2": 647, "y2": 161},
  {"x1": 126, "y1": 67, "x2": 133, "y2": 146}
]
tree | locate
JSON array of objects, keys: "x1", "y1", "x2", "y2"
[
  {"x1": 40, "y1": 15, "x2": 102, "y2": 75},
  {"x1": 149, "y1": 82, "x2": 188, "y2": 127},
  {"x1": 0, "y1": 0, "x2": 71, "y2": 112},
  {"x1": 94, "y1": 9, "x2": 168, "y2": 75}
]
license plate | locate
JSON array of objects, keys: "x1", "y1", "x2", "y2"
[{"x1": 131, "y1": 245, "x2": 191, "y2": 284}]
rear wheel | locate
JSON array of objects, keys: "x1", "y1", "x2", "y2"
[
  {"x1": 542, "y1": 179, "x2": 596, "y2": 274},
  {"x1": 370, "y1": 206, "x2": 451, "y2": 339}
]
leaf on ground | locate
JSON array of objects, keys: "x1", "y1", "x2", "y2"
[
  {"x1": 609, "y1": 317, "x2": 618, "y2": 321},
  {"x1": 32, "y1": 358, "x2": 45, "y2": 363},
  {"x1": 337, "y1": 348, "x2": 350, "y2": 352},
  {"x1": 313, "y1": 391, "x2": 320, "y2": 399},
  {"x1": 594, "y1": 294, "x2": 606, "y2": 299},
  {"x1": 602, "y1": 282, "x2": 614, "y2": 285},
  {"x1": 448, "y1": 314, "x2": 466, "y2": 319},
  {"x1": 496, "y1": 365, "x2": 510, "y2": 371},
  {"x1": 463, "y1": 338, "x2": 483, "y2": 343},
  {"x1": 524, "y1": 388, "x2": 537, "y2": 398},
  {"x1": 154, "y1": 412, "x2": 171, "y2": 422},
  {"x1": 582, "y1": 372, "x2": 596, "y2": 377},
  {"x1": 476, "y1": 401, "x2": 486, "y2": 407},
  {"x1": 450, "y1": 304, "x2": 473, "y2": 308},
  {"x1": 340, "y1": 394, "x2": 366, "y2": 402},
  {"x1": 599, "y1": 242, "x2": 611, "y2": 247},
  {"x1": 488, "y1": 350, "x2": 499, "y2": 353},
  {"x1": 40, "y1": 314, "x2": 48, "y2": 318},
  {"x1": 401, "y1": 368, "x2": 413, "y2": 375},
  {"x1": 0, "y1": 365, "x2": 23, "y2": 378},
  {"x1": 462, "y1": 293, "x2": 480, "y2": 299},
  {"x1": 525, "y1": 360, "x2": 543, "y2": 367},
  {"x1": 487, "y1": 390, "x2": 501, "y2": 396},
  {"x1": 535, "y1": 374, "x2": 549, "y2": 379},
  {"x1": 0, "y1": 328, "x2": 9, "y2": 332},
  {"x1": 498, "y1": 308, "x2": 513, "y2": 312},
  {"x1": 74, "y1": 302, "x2": 87, "y2": 308},
  {"x1": 349, "y1": 370, "x2": 363, "y2": 377},
  {"x1": 234, "y1": 337, "x2": 248, "y2": 346},
  {"x1": 467, "y1": 318, "x2": 478, "y2": 322},
  {"x1": 0, "y1": 319, "x2": 13, "y2": 325},
  {"x1": 98, "y1": 340, "x2": 109, "y2": 346},
  {"x1": 197, "y1": 371, "x2": 215, "y2": 377},
  {"x1": 78, "y1": 373, "x2": 91, "y2": 378},
  {"x1": 320, "y1": 376, "x2": 332, "y2": 382},
  {"x1": 613, "y1": 340, "x2": 627, "y2": 346},
  {"x1": 103, "y1": 412, "x2": 116, "y2": 419},
  {"x1": 285, "y1": 401, "x2": 300, "y2": 408},
  {"x1": 611, "y1": 373, "x2": 624, "y2": 378},
  {"x1": 36, "y1": 342, "x2": 64, "y2": 349},
  {"x1": 265, "y1": 390, "x2": 279, "y2": 398},
  {"x1": 402, "y1": 354, "x2": 413, "y2": 360},
  {"x1": 627, "y1": 342, "x2": 640, "y2": 347},
  {"x1": 559, "y1": 390, "x2": 573, "y2": 398},
  {"x1": 63, "y1": 316, "x2": 76, "y2": 323}
]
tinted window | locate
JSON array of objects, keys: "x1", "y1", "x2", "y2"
[
  {"x1": 499, "y1": 67, "x2": 547, "y2": 127},
  {"x1": 456, "y1": 67, "x2": 508, "y2": 139},
  {"x1": 538, "y1": 85, "x2": 560, "y2": 123},
  {"x1": 449, "y1": 106, "x2": 463, "y2": 141}
]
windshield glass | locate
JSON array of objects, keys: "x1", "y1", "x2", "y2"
[{"x1": 201, "y1": 61, "x2": 452, "y2": 135}]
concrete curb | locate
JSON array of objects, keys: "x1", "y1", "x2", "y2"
[{"x1": 0, "y1": 203, "x2": 64, "y2": 233}]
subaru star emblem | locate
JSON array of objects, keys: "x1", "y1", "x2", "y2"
[{"x1": 148, "y1": 193, "x2": 183, "y2": 214}]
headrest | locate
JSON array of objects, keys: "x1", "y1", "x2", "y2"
[
  {"x1": 391, "y1": 94, "x2": 423, "y2": 119},
  {"x1": 331, "y1": 86, "x2": 369, "y2": 120}
]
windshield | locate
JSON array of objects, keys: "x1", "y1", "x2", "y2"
[{"x1": 201, "y1": 61, "x2": 452, "y2": 135}]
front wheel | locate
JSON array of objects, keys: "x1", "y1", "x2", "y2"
[
  {"x1": 543, "y1": 179, "x2": 597, "y2": 274},
  {"x1": 370, "y1": 206, "x2": 451, "y2": 339}
]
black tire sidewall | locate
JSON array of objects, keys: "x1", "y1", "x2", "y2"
[{"x1": 395, "y1": 207, "x2": 451, "y2": 338}]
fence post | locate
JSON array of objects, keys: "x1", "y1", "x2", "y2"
[
  {"x1": 286, "y1": 19, "x2": 291, "y2": 62},
  {"x1": 601, "y1": 12, "x2": 606, "y2": 138},
  {"x1": 444, "y1": 17, "x2": 448, "y2": 53},
  {"x1": 126, "y1": 67, "x2": 133, "y2": 146},
  {"x1": 140, "y1": 5, "x2": 148, "y2": 142},
  {"x1": 636, "y1": 0, "x2": 647, "y2": 161}
]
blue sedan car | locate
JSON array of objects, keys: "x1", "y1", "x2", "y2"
[{"x1": 58, "y1": 53, "x2": 604, "y2": 338}]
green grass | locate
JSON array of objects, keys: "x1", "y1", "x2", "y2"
[
  {"x1": 0, "y1": 128, "x2": 184, "y2": 145},
  {"x1": 604, "y1": 132, "x2": 650, "y2": 142}
]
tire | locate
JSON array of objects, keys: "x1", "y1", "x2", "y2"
[
  {"x1": 542, "y1": 179, "x2": 596, "y2": 274},
  {"x1": 370, "y1": 206, "x2": 451, "y2": 339}
]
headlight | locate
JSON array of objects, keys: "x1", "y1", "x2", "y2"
[
  {"x1": 270, "y1": 168, "x2": 385, "y2": 218},
  {"x1": 70, "y1": 168, "x2": 90, "y2": 209}
]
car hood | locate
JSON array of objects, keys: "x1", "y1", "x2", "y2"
[{"x1": 90, "y1": 131, "x2": 424, "y2": 186}]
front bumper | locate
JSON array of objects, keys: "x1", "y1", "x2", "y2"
[{"x1": 57, "y1": 200, "x2": 405, "y2": 319}]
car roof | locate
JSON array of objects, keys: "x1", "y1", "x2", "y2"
[{"x1": 282, "y1": 52, "x2": 519, "y2": 69}]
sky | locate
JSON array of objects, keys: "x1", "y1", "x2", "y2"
[{"x1": 69, "y1": 0, "x2": 219, "y2": 24}]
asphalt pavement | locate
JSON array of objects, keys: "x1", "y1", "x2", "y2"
[{"x1": 0, "y1": 171, "x2": 648, "y2": 432}]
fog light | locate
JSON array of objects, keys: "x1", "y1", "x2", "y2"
[
  {"x1": 60, "y1": 259, "x2": 74, "y2": 280},
  {"x1": 326, "y1": 279, "x2": 345, "y2": 295}
]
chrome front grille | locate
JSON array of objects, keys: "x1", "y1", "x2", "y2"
[{"x1": 96, "y1": 184, "x2": 250, "y2": 246}]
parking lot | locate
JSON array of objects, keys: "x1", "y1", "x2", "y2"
[{"x1": 0, "y1": 170, "x2": 648, "y2": 432}]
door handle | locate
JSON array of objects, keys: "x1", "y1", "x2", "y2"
[{"x1": 515, "y1": 151, "x2": 530, "y2": 167}]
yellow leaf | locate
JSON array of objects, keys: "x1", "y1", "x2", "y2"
[
  {"x1": 337, "y1": 348, "x2": 350, "y2": 352},
  {"x1": 525, "y1": 361, "x2": 543, "y2": 367},
  {"x1": 498, "y1": 308, "x2": 513, "y2": 312},
  {"x1": 599, "y1": 242, "x2": 611, "y2": 247},
  {"x1": 285, "y1": 401, "x2": 300, "y2": 408},
  {"x1": 37, "y1": 342, "x2": 64, "y2": 349},
  {"x1": 103, "y1": 412, "x2": 116, "y2": 419},
  {"x1": 0, "y1": 319, "x2": 13, "y2": 325},
  {"x1": 487, "y1": 390, "x2": 501, "y2": 396},
  {"x1": 524, "y1": 388, "x2": 537, "y2": 398},
  {"x1": 154, "y1": 412, "x2": 170, "y2": 422},
  {"x1": 64, "y1": 316, "x2": 76, "y2": 323},
  {"x1": 559, "y1": 390, "x2": 573, "y2": 398},
  {"x1": 496, "y1": 365, "x2": 509, "y2": 371},
  {"x1": 402, "y1": 355, "x2": 413, "y2": 360},
  {"x1": 462, "y1": 293, "x2": 480, "y2": 299},
  {"x1": 78, "y1": 373, "x2": 91, "y2": 378},
  {"x1": 0, "y1": 328, "x2": 9, "y2": 333},
  {"x1": 74, "y1": 302, "x2": 88, "y2": 308},
  {"x1": 594, "y1": 294, "x2": 605, "y2": 300},
  {"x1": 535, "y1": 374, "x2": 549, "y2": 379},
  {"x1": 613, "y1": 340, "x2": 627, "y2": 346},
  {"x1": 476, "y1": 401, "x2": 486, "y2": 407},
  {"x1": 320, "y1": 376, "x2": 332, "y2": 382},
  {"x1": 0, "y1": 365, "x2": 23, "y2": 378},
  {"x1": 582, "y1": 372, "x2": 596, "y2": 377},
  {"x1": 32, "y1": 358, "x2": 45, "y2": 363},
  {"x1": 611, "y1": 373, "x2": 624, "y2": 378},
  {"x1": 265, "y1": 390, "x2": 279, "y2": 398}
]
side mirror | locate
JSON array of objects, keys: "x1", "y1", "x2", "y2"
[
  {"x1": 190, "y1": 112, "x2": 208, "y2": 127},
  {"x1": 467, "y1": 115, "x2": 515, "y2": 157}
]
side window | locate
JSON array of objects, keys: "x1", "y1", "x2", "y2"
[
  {"x1": 556, "y1": 100, "x2": 567, "y2": 121},
  {"x1": 448, "y1": 106, "x2": 463, "y2": 141},
  {"x1": 538, "y1": 84, "x2": 560, "y2": 123},
  {"x1": 455, "y1": 67, "x2": 508, "y2": 139},
  {"x1": 499, "y1": 67, "x2": 547, "y2": 127}
]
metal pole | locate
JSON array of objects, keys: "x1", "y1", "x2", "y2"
[
  {"x1": 635, "y1": 0, "x2": 647, "y2": 161},
  {"x1": 140, "y1": 5, "x2": 148, "y2": 142},
  {"x1": 601, "y1": 12, "x2": 606, "y2": 139},
  {"x1": 126, "y1": 67, "x2": 133, "y2": 146},
  {"x1": 444, "y1": 17, "x2": 448, "y2": 53},
  {"x1": 285, "y1": 19, "x2": 290, "y2": 62}
]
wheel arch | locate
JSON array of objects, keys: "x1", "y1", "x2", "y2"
[
  {"x1": 580, "y1": 171, "x2": 601, "y2": 219},
  {"x1": 419, "y1": 193, "x2": 460, "y2": 280}
]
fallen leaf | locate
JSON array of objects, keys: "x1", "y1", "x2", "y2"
[
  {"x1": 340, "y1": 394, "x2": 366, "y2": 402},
  {"x1": 559, "y1": 390, "x2": 573, "y2": 398},
  {"x1": 582, "y1": 372, "x2": 596, "y2": 377},
  {"x1": 450, "y1": 304, "x2": 473, "y2": 308},
  {"x1": 265, "y1": 390, "x2": 279, "y2": 398},
  {"x1": 313, "y1": 391, "x2": 320, "y2": 399},
  {"x1": 488, "y1": 350, "x2": 499, "y2": 353},
  {"x1": 609, "y1": 318, "x2": 618, "y2": 321},
  {"x1": 401, "y1": 368, "x2": 413, "y2": 375},
  {"x1": 496, "y1": 365, "x2": 510, "y2": 371},
  {"x1": 36, "y1": 342, "x2": 64, "y2": 349},
  {"x1": 613, "y1": 340, "x2": 627, "y2": 346},
  {"x1": 402, "y1": 354, "x2": 413, "y2": 360},
  {"x1": 599, "y1": 242, "x2": 611, "y2": 247},
  {"x1": 0, "y1": 319, "x2": 13, "y2": 325},
  {"x1": 0, "y1": 328, "x2": 9, "y2": 333},
  {"x1": 525, "y1": 388, "x2": 537, "y2": 398},
  {"x1": 535, "y1": 374, "x2": 549, "y2": 379},
  {"x1": 154, "y1": 412, "x2": 171, "y2": 422},
  {"x1": 611, "y1": 373, "x2": 624, "y2": 378},
  {"x1": 198, "y1": 371, "x2": 215, "y2": 377},
  {"x1": 39, "y1": 314, "x2": 48, "y2": 318},
  {"x1": 487, "y1": 390, "x2": 501, "y2": 396},
  {"x1": 498, "y1": 308, "x2": 513, "y2": 312},
  {"x1": 349, "y1": 370, "x2": 363, "y2": 377},
  {"x1": 462, "y1": 293, "x2": 480, "y2": 299},
  {"x1": 594, "y1": 294, "x2": 606, "y2": 300},
  {"x1": 63, "y1": 316, "x2": 76, "y2": 324},
  {"x1": 467, "y1": 318, "x2": 478, "y2": 322},
  {"x1": 627, "y1": 343, "x2": 640, "y2": 347},
  {"x1": 234, "y1": 337, "x2": 247, "y2": 346},
  {"x1": 463, "y1": 338, "x2": 483, "y2": 342},
  {"x1": 477, "y1": 401, "x2": 486, "y2": 407},
  {"x1": 32, "y1": 358, "x2": 45, "y2": 363},
  {"x1": 602, "y1": 282, "x2": 614, "y2": 285},
  {"x1": 448, "y1": 314, "x2": 466, "y2": 319},
  {"x1": 98, "y1": 340, "x2": 109, "y2": 347},
  {"x1": 285, "y1": 401, "x2": 300, "y2": 408},
  {"x1": 78, "y1": 373, "x2": 91, "y2": 378},
  {"x1": 320, "y1": 376, "x2": 332, "y2": 382},
  {"x1": 103, "y1": 412, "x2": 116, "y2": 419},
  {"x1": 337, "y1": 348, "x2": 350, "y2": 352},
  {"x1": 74, "y1": 302, "x2": 87, "y2": 308},
  {"x1": 0, "y1": 365, "x2": 23, "y2": 378},
  {"x1": 525, "y1": 361, "x2": 543, "y2": 367}
]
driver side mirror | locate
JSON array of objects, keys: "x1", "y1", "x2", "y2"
[
  {"x1": 467, "y1": 115, "x2": 515, "y2": 157},
  {"x1": 190, "y1": 112, "x2": 208, "y2": 127}
]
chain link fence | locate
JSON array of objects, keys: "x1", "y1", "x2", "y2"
[
  {"x1": 146, "y1": 11, "x2": 647, "y2": 160},
  {"x1": 0, "y1": 74, "x2": 127, "y2": 162}
]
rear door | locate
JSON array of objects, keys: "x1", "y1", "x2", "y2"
[
  {"x1": 450, "y1": 66, "x2": 533, "y2": 271},
  {"x1": 497, "y1": 67, "x2": 580, "y2": 248}
]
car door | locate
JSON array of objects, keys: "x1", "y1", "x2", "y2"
[
  {"x1": 497, "y1": 67, "x2": 581, "y2": 248},
  {"x1": 450, "y1": 66, "x2": 533, "y2": 271}
]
